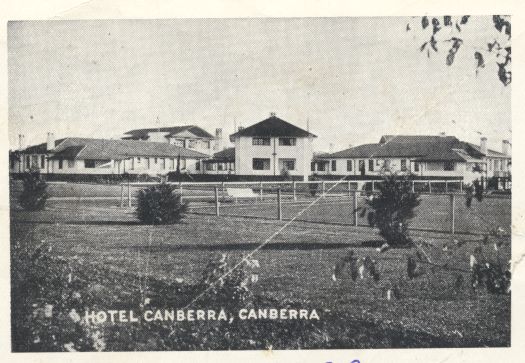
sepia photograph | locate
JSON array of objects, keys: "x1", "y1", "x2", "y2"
[{"x1": 7, "y1": 15, "x2": 512, "y2": 352}]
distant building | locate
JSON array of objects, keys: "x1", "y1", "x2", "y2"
[
  {"x1": 122, "y1": 125, "x2": 223, "y2": 156},
  {"x1": 9, "y1": 133, "x2": 208, "y2": 176},
  {"x1": 227, "y1": 114, "x2": 316, "y2": 181},
  {"x1": 314, "y1": 135, "x2": 511, "y2": 185}
]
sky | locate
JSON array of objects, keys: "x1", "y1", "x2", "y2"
[{"x1": 8, "y1": 17, "x2": 511, "y2": 152}]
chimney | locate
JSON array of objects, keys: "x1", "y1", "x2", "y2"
[
  {"x1": 480, "y1": 137, "x2": 487, "y2": 155},
  {"x1": 47, "y1": 132, "x2": 56, "y2": 151},
  {"x1": 502, "y1": 139, "x2": 511, "y2": 156},
  {"x1": 18, "y1": 134, "x2": 25, "y2": 151},
  {"x1": 214, "y1": 128, "x2": 223, "y2": 151}
]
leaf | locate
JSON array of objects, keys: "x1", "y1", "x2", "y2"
[
  {"x1": 446, "y1": 52, "x2": 456, "y2": 66},
  {"x1": 430, "y1": 36, "x2": 438, "y2": 52},
  {"x1": 474, "y1": 52, "x2": 485, "y2": 69},
  {"x1": 460, "y1": 15, "x2": 470, "y2": 25},
  {"x1": 456, "y1": 23, "x2": 461, "y2": 32},
  {"x1": 406, "y1": 23, "x2": 411, "y2": 31},
  {"x1": 432, "y1": 18, "x2": 441, "y2": 34},
  {"x1": 420, "y1": 42, "x2": 427, "y2": 51},
  {"x1": 422, "y1": 16, "x2": 429, "y2": 29},
  {"x1": 498, "y1": 64, "x2": 511, "y2": 86},
  {"x1": 444, "y1": 16, "x2": 452, "y2": 26}
]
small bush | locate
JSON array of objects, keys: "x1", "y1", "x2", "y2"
[
  {"x1": 366, "y1": 174, "x2": 420, "y2": 246},
  {"x1": 19, "y1": 170, "x2": 49, "y2": 211},
  {"x1": 136, "y1": 183, "x2": 188, "y2": 225}
]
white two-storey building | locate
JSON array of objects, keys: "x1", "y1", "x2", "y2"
[{"x1": 225, "y1": 114, "x2": 316, "y2": 181}]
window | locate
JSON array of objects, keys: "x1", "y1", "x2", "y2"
[
  {"x1": 444, "y1": 161, "x2": 455, "y2": 171},
  {"x1": 67, "y1": 160, "x2": 74, "y2": 168},
  {"x1": 401, "y1": 159, "x2": 407, "y2": 171},
  {"x1": 203, "y1": 141, "x2": 211, "y2": 149},
  {"x1": 311, "y1": 162, "x2": 316, "y2": 172},
  {"x1": 26, "y1": 156, "x2": 30, "y2": 169},
  {"x1": 41, "y1": 155, "x2": 46, "y2": 168},
  {"x1": 252, "y1": 137, "x2": 271, "y2": 146},
  {"x1": 173, "y1": 139, "x2": 184, "y2": 147},
  {"x1": 347, "y1": 160, "x2": 353, "y2": 171},
  {"x1": 358, "y1": 160, "x2": 365, "y2": 172},
  {"x1": 500, "y1": 159, "x2": 504, "y2": 171},
  {"x1": 384, "y1": 159, "x2": 391, "y2": 169},
  {"x1": 279, "y1": 158, "x2": 296, "y2": 171},
  {"x1": 85, "y1": 160, "x2": 96, "y2": 168},
  {"x1": 368, "y1": 159, "x2": 374, "y2": 172},
  {"x1": 58, "y1": 159, "x2": 63, "y2": 169},
  {"x1": 229, "y1": 162, "x2": 235, "y2": 171},
  {"x1": 195, "y1": 161, "x2": 201, "y2": 171},
  {"x1": 205, "y1": 163, "x2": 215, "y2": 171},
  {"x1": 10, "y1": 157, "x2": 15, "y2": 170},
  {"x1": 331, "y1": 160, "x2": 337, "y2": 172},
  {"x1": 279, "y1": 137, "x2": 296, "y2": 146},
  {"x1": 414, "y1": 162, "x2": 420, "y2": 172},
  {"x1": 253, "y1": 158, "x2": 270, "y2": 170},
  {"x1": 318, "y1": 162, "x2": 326, "y2": 172},
  {"x1": 218, "y1": 163, "x2": 225, "y2": 171},
  {"x1": 188, "y1": 140, "x2": 198, "y2": 149},
  {"x1": 160, "y1": 158, "x2": 166, "y2": 169}
]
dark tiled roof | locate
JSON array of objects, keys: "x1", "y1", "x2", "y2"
[
  {"x1": 33, "y1": 138, "x2": 209, "y2": 160},
  {"x1": 20, "y1": 139, "x2": 66, "y2": 154},
  {"x1": 208, "y1": 147, "x2": 235, "y2": 162},
  {"x1": 326, "y1": 135, "x2": 485, "y2": 162},
  {"x1": 230, "y1": 115, "x2": 316, "y2": 139},
  {"x1": 123, "y1": 125, "x2": 214, "y2": 139},
  {"x1": 466, "y1": 142, "x2": 509, "y2": 158},
  {"x1": 48, "y1": 145, "x2": 85, "y2": 159}
]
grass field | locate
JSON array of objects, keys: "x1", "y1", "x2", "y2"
[{"x1": 11, "y1": 196, "x2": 511, "y2": 349}]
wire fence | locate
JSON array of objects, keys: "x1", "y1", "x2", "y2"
[{"x1": 116, "y1": 180, "x2": 509, "y2": 236}]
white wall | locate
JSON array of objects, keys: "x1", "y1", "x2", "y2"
[{"x1": 234, "y1": 136, "x2": 313, "y2": 180}]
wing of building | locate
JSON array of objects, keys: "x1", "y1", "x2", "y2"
[
  {"x1": 10, "y1": 134, "x2": 209, "y2": 176},
  {"x1": 314, "y1": 135, "x2": 511, "y2": 185}
]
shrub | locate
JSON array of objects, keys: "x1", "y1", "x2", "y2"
[
  {"x1": 18, "y1": 170, "x2": 49, "y2": 211},
  {"x1": 366, "y1": 174, "x2": 420, "y2": 246},
  {"x1": 136, "y1": 183, "x2": 188, "y2": 225}
]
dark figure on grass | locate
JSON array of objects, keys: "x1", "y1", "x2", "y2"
[
  {"x1": 366, "y1": 174, "x2": 420, "y2": 247},
  {"x1": 136, "y1": 183, "x2": 188, "y2": 225}
]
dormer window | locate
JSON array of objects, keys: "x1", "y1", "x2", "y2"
[{"x1": 279, "y1": 137, "x2": 296, "y2": 146}]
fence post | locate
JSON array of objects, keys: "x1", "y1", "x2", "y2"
[
  {"x1": 277, "y1": 188, "x2": 282, "y2": 221},
  {"x1": 372, "y1": 180, "x2": 375, "y2": 192},
  {"x1": 120, "y1": 184, "x2": 124, "y2": 207},
  {"x1": 445, "y1": 181, "x2": 448, "y2": 193},
  {"x1": 354, "y1": 191, "x2": 359, "y2": 226},
  {"x1": 428, "y1": 181, "x2": 432, "y2": 193},
  {"x1": 412, "y1": 181, "x2": 415, "y2": 193},
  {"x1": 127, "y1": 180, "x2": 131, "y2": 207},
  {"x1": 459, "y1": 181, "x2": 463, "y2": 193},
  {"x1": 292, "y1": 181, "x2": 297, "y2": 201},
  {"x1": 214, "y1": 187, "x2": 220, "y2": 216},
  {"x1": 221, "y1": 182, "x2": 225, "y2": 202},
  {"x1": 348, "y1": 181, "x2": 352, "y2": 197},
  {"x1": 450, "y1": 193, "x2": 455, "y2": 234},
  {"x1": 322, "y1": 181, "x2": 326, "y2": 196},
  {"x1": 260, "y1": 181, "x2": 263, "y2": 201},
  {"x1": 179, "y1": 182, "x2": 183, "y2": 203}
]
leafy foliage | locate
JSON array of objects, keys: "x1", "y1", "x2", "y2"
[
  {"x1": 408, "y1": 15, "x2": 511, "y2": 86},
  {"x1": 366, "y1": 174, "x2": 420, "y2": 246},
  {"x1": 19, "y1": 170, "x2": 49, "y2": 211},
  {"x1": 136, "y1": 183, "x2": 188, "y2": 225}
]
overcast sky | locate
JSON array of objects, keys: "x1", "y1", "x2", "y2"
[{"x1": 8, "y1": 17, "x2": 511, "y2": 152}]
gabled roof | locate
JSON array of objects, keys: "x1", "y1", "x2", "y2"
[
  {"x1": 123, "y1": 125, "x2": 214, "y2": 139},
  {"x1": 325, "y1": 135, "x2": 486, "y2": 162},
  {"x1": 230, "y1": 115, "x2": 317, "y2": 140},
  {"x1": 42, "y1": 137, "x2": 209, "y2": 160}
]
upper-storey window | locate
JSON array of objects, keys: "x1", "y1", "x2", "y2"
[
  {"x1": 252, "y1": 137, "x2": 271, "y2": 146},
  {"x1": 278, "y1": 137, "x2": 296, "y2": 146}
]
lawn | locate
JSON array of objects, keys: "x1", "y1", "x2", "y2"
[{"x1": 10, "y1": 199, "x2": 511, "y2": 350}]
